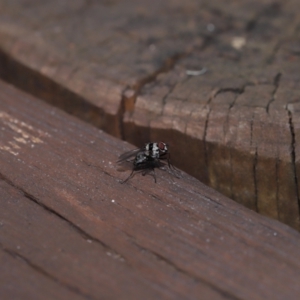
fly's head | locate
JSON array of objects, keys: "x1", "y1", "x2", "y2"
[{"x1": 157, "y1": 142, "x2": 168, "y2": 155}]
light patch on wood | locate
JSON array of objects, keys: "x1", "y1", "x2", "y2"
[
  {"x1": 14, "y1": 137, "x2": 27, "y2": 144},
  {"x1": 0, "y1": 111, "x2": 50, "y2": 156},
  {"x1": 231, "y1": 36, "x2": 246, "y2": 50},
  {"x1": 0, "y1": 145, "x2": 19, "y2": 156},
  {"x1": 8, "y1": 141, "x2": 21, "y2": 149}
]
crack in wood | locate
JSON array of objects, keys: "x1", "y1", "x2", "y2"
[
  {"x1": 203, "y1": 105, "x2": 212, "y2": 169},
  {"x1": 0, "y1": 242, "x2": 95, "y2": 300},
  {"x1": 266, "y1": 72, "x2": 282, "y2": 113},
  {"x1": 118, "y1": 85, "x2": 131, "y2": 140},
  {"x1": 118, "y1": 36, "x2": 216, "y2": 147},
  {"x1": 250, "y1": 113, "x2": 260, "y2": 213},
  {"x1": 216, "y1": 87, "x2": 245, "y2": 99},
  {"x1": 130, "y1": 241, "x2": 241, "y2": 300},
  {"x1": 250, "y1": 113, "x2": 254, "y2": 148},
  {"x1": 132, "y1": 52, "x2": 187, "y2": 96},
  {"x1": 161, "y1": 80, "x2": 178, "y2": 108},
  {"x1": 0, "y1": 172, "x2": 126, "y2": 263},
  {"x1": 253, "y1": 147, "x2": 259, "y2": 213},
  {"x1": 245, "y1": 2, "x2": 282, "y2": 32},
  {"x1": 24, "y1": 175, "x2": 242, "y2": 300},
  {"x1": 286, "y1": 107, "x2": 300, "y2": 217},
  {"x1": 119, "y1": 51, "x2": 188, "y2": 140},
  {"x1": 105, "y1": 226, "x2": 241, "y2": 300},
  {"x1": 275, "y1": 155, "x2": 280, "y2": 220}
]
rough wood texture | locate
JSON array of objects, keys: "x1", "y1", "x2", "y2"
[
  {"x1": 0, "y1": 0, "x2": 299, "y2": 228},
  {"x1": 1, "y1": 80, "x2": 300, "y2": 300}
]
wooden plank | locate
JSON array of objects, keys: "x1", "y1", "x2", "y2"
[
  {"x1": 0, "y1": 245, "x2": 86, "y2": 300},
  {"x1": 0, "y1": 181, "x2": 164, "y2": 300},
  {"x1": 0, "y1": 0, "x2": 300, "y2": 228},
  {"x1": 1, "y1": 82, "x2": 300, "y2": 300}
]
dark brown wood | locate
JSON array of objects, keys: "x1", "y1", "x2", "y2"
[
  {"x1": 1, "y1": 81, "x2": 300, "y2": 299},
  {"x1": 0, "y1": 244, "x2": 86, "y2": 300},
  {"x1": 0, "y1": 0, "x2": 300, "y2": 229}
]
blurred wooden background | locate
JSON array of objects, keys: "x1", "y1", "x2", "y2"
[{"x1": 1, "y1": 0, "x2": 300, "y2": 299}]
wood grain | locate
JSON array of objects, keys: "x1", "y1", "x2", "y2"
[
  {"x1": 0, "y1": 0, "x2": 299, "y2": 228},
  {"x1": 1, "y1": 81, "x2": 300, "y2": 299}
]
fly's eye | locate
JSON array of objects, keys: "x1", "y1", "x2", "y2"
[{"x1": 158, "y1": 142, "x2": 167, "y2": 151}]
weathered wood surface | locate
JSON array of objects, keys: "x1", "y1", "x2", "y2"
[
  {"x1": 0, "y1": 79, "x2": 298, "y2": 299},
  {"x1": 0, "y1": 0, "x2": 300, "y2": 229},
  {"x1": 1, "y1": 81, "x2": 300, "y2": 299}
]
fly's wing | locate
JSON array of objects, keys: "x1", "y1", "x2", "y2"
[
  {"x1": 117, "y1": 148, "x2": 140, "y2": 172},
  {"x1": 117, "y1": 148, "x2": 140, "y2": 163}
]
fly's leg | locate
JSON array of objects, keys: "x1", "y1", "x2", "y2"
[
  {"x1": 142, "y1": 168, "x2": 156, "y2": 183},
  {"x1": 121, "y1": 169, "x2": 156, "y2": 183},
  {"x1": 167, "y1": 152, "x2": 171, "y2": 169},
  {"x1": 121, "y1": 169, "x2": 135, "y2": 184}
]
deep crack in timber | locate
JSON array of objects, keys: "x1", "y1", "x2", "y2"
[
  {"x1": 286, "y1": 107, "x2": 300, "y2": 217},
  {"x1": 0, "y1": 243, "x2": 95, "y2": 300},
  {"x1": 0, "y1": 172, "x2": 126, "y2": 262}
]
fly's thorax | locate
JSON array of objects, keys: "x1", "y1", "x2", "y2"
[
  {"x1": 134, "y1": 151, "x2": 148, "y2": 165},
  {"x1": 144, "y1": 142, "x2": 168, "y2": 159}
]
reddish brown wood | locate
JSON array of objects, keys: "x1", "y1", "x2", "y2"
[
  {"x1": 1, "y1": 81, "x2": 300, "y2": 299},
  {"x1": 0, "y1": 0, "x2": 300, "y2": 229},
  {"x1": 0, "y1": 245, "x2": 86, "y2": 300}
]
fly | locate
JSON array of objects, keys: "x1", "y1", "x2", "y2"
[{"x1": 117, "y1": 142, "x2": 174, "y2": 183}]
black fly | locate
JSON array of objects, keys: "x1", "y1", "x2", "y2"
[{"x1": 117, "y1": 142, "x2": 173, "y2": 183}]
